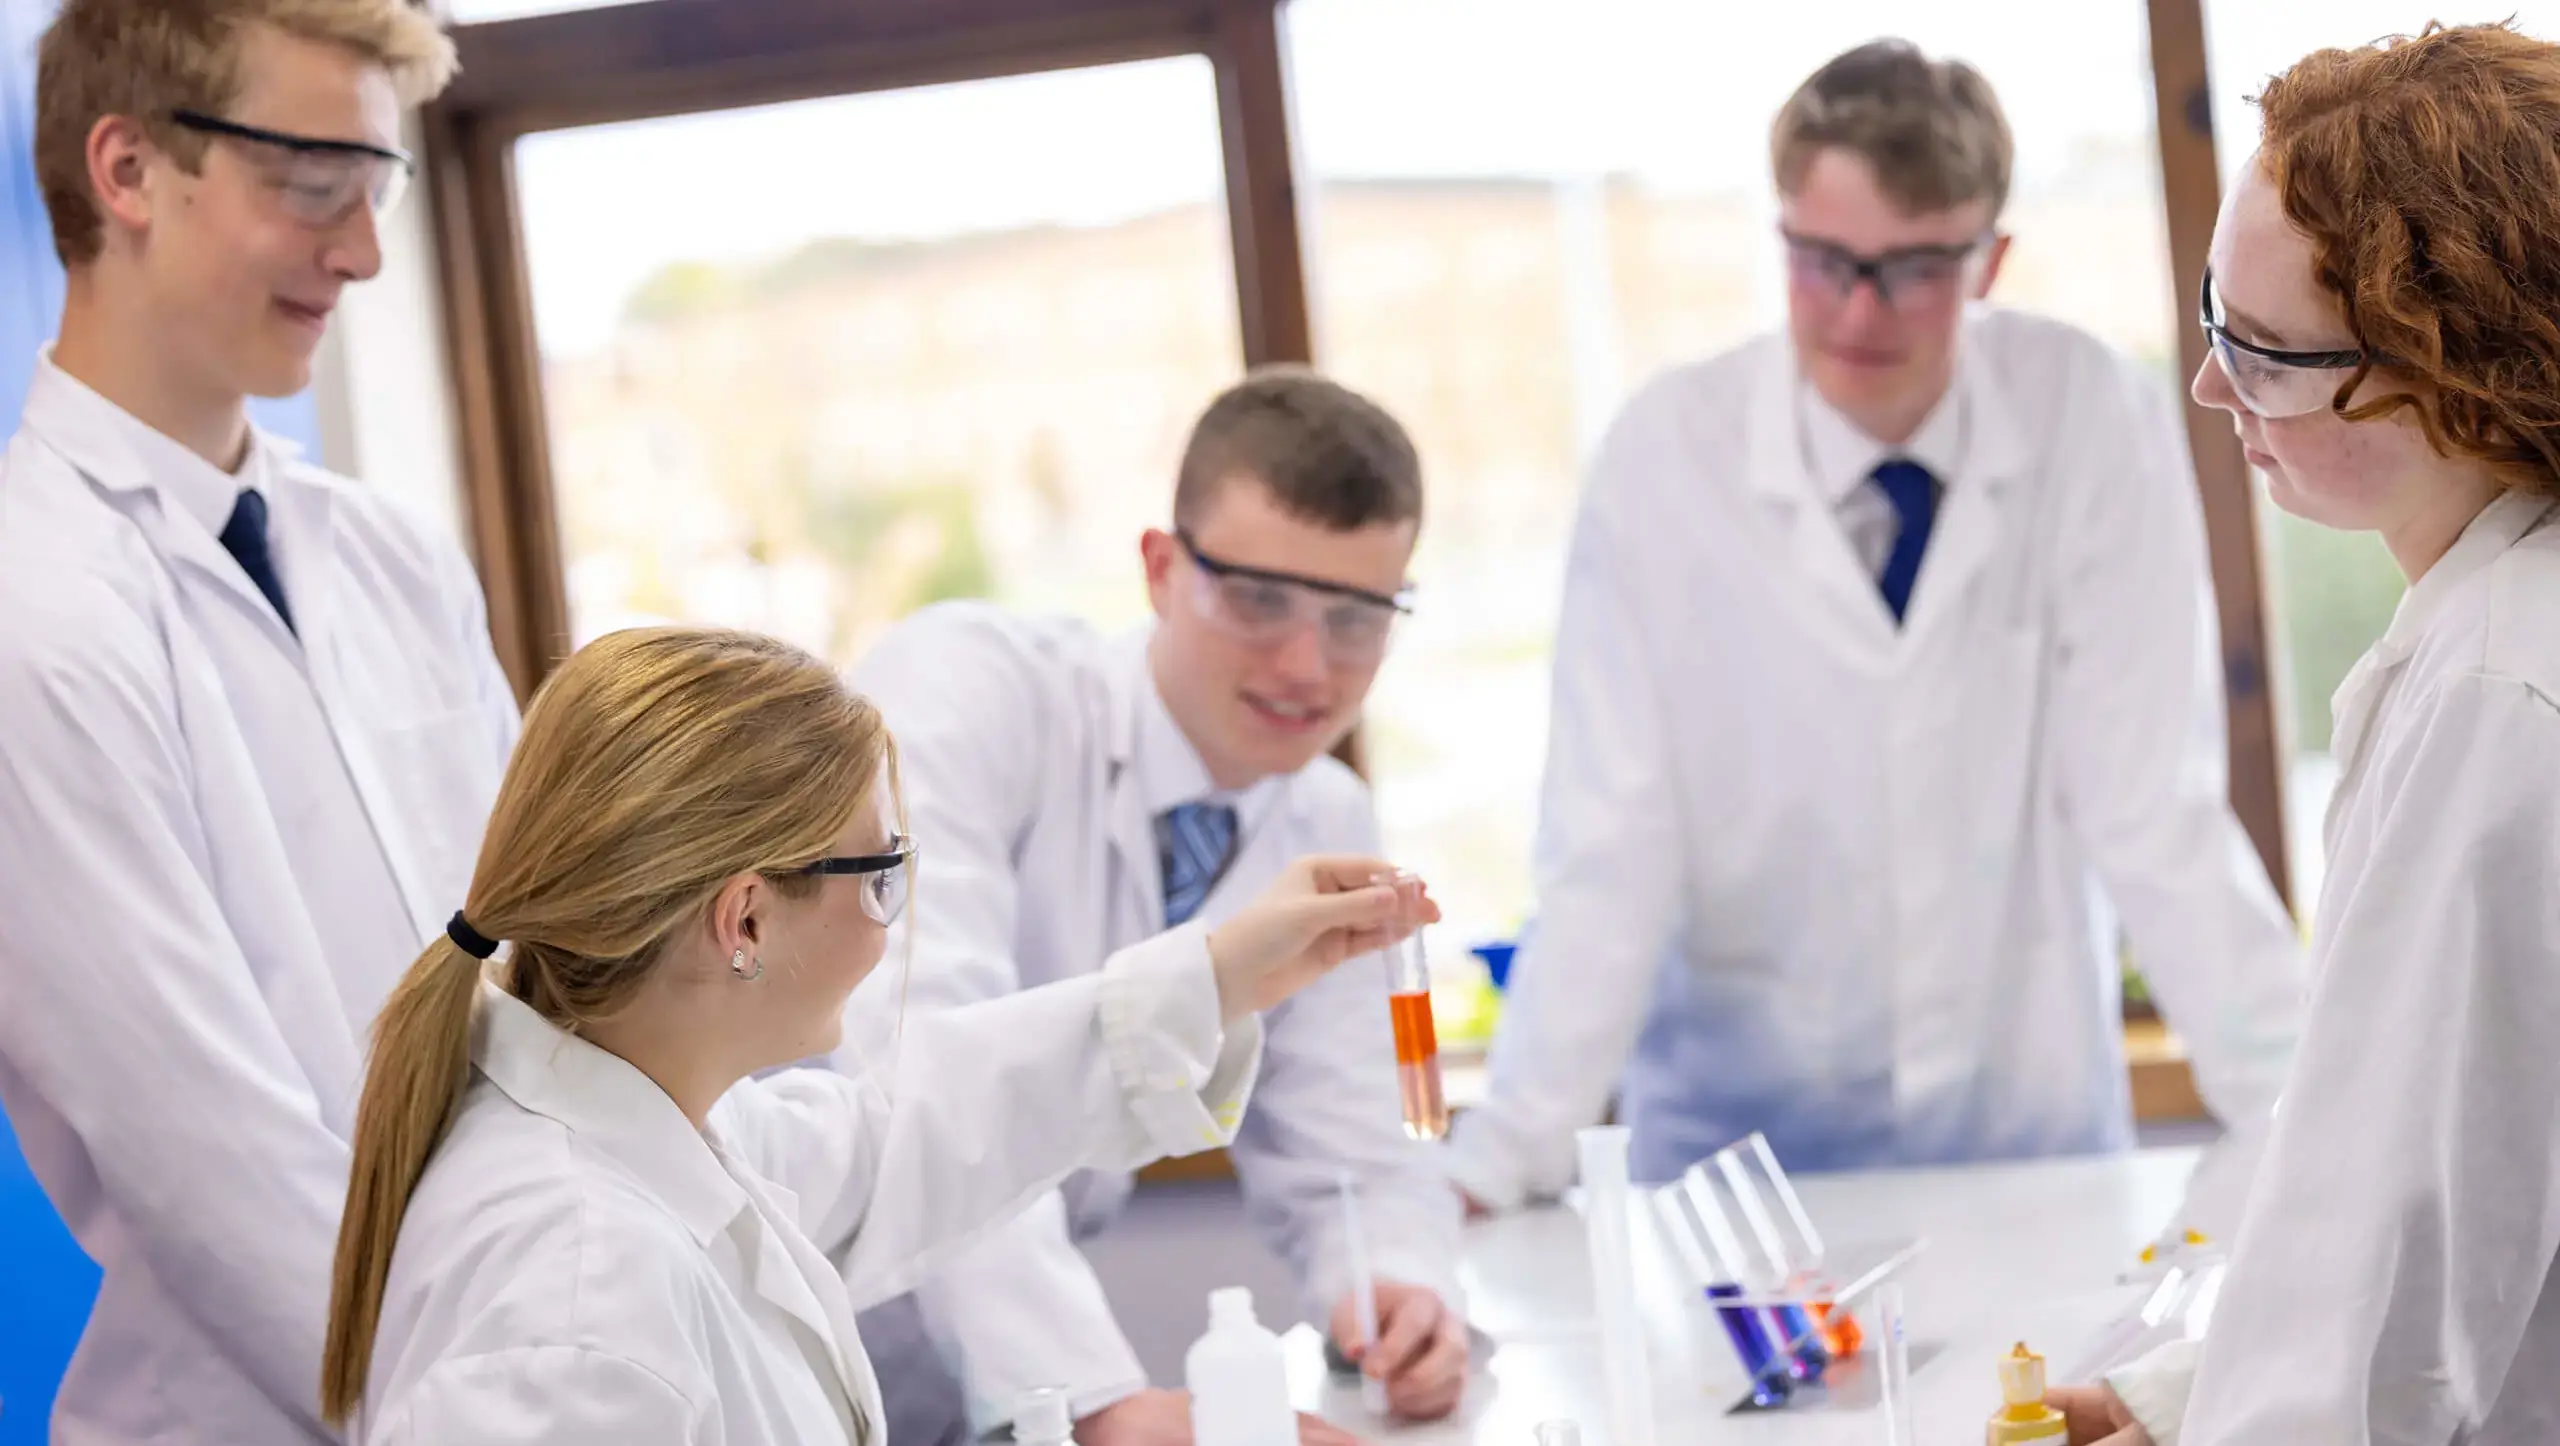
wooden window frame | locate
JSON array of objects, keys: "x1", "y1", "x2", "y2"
[
  {"x1": 428, "y1": 0, "x2": 2280, "y2": 1118},
  {"x1": 427, "y1": 0, "x2": 1313, "y2": 697}
]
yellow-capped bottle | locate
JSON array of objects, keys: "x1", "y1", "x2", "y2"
[{"x1": 1986, "y1": 1342, "x2": 2068, "y2": 1445}]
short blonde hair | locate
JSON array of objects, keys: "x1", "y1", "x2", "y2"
[
  {"x1": 36, "y1": 0, "x2": 458, "y2": 265},
  {"x1": 1771, "y1": 38, "x2": 2013, "y2": 220}
]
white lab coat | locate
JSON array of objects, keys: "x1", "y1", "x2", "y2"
[
  {"x1": 1446, "y1": 310, "x2": 2306, "y2": 1202},
  {"x1": 358, "y1": 927, "x2": 1262, "y2": 1444},
  {"x1": 2107, "y1": 490, "x2": 2560, "y2": 1446},
  {"x1": 843, "y1": 607, "x2": 1461, "y2": 1433},
  {"x1": 0, "y1": 358, "x2": 518, "y2": 1445}
]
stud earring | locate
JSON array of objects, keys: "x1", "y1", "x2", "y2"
[{"x1": 731, "y1": 947, "x2": 762, "y2": 982}]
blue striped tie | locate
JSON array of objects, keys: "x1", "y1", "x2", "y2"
[
  {"x1": 1871, "y1": 459, "x2": 1938, "y2": 625},
  {"x1": 1157, "y1": 801, "x2": 1240, "y2": 928}
]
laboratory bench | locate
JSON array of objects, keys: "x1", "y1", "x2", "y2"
[
  {"x1": 1135, "y1": 1023, "x2": 2205, "y2": 1186},
  {"x1": 1277, "y1": 1147, "x2": 2209, "y2": 1444}
]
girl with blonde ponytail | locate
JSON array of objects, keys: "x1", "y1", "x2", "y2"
[{"x1": 319, "y1": 626, "x2": 1432, "y2": 1445}]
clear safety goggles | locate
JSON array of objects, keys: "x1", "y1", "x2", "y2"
[
  {"x1": 1175, "y1": 529, "x2": 1414, "y2": 667},
  {"x1": 1780, "y1": 227, "x2": 1993, "y2": 311},
  {"x1": 170, "y1": 110, "x2": 415, "y2": 227},
  {"x1": 2199, "y1": 266, "x2": 2374, "y2": 419},
  {"x1": 795, "y1": 834, "x2": 916, "y2": 927}
]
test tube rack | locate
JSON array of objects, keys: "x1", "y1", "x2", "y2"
[{"x1": 1647, "y1": 1132, "x2": 1925, "y2": 1412}]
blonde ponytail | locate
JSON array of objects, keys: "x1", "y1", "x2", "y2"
[{"x1": 318, "y1": 936, "x2": 485, "y2": 1423}]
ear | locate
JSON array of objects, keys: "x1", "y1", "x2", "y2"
[
  {"x1": 707, "y1": 872, "x2": 766, "y2": 960},
  {"x1": 1140, "y1": 527, "x2": 1179, "y2": 620},
  {"x1": 86, "y1": 114, "x2": 165, "y2": 243},
  {"x1": 1972, "y1": 232, "x2": 2012, "y2": 301}
]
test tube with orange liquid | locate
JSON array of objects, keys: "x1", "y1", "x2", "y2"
[{"x1": 1385, "y1": 878, "x2": 1448, "y2": 1140}]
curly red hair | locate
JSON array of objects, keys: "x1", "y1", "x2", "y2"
[{"x1": 2257, "y1": 22, "x2": 2560, "y2": 493}]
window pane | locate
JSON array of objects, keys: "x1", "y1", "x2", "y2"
[
  {"x1": 1290, "y1": 0, "x2": 2172, "y2": 948},
  {"x1": 513, "y1": 59, "x2": 1238, "y2": 663},
  {"x1": 2205, "y1": 5, "x2": 2560, "y2": 904}
]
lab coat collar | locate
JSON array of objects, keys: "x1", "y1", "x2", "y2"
[
  {"x1": 21, "y1": 349, "x2": 302, "y2": 531},
  {"x1": 470, "y1": 980, "x2": 749, "y2": 1248},
  {"x1": 1743, "y1": 320, "x2": 2033, "y2": 653},
  {"x1": 2379, "y1": 489, "x2": 2558, "y2": 660},
  {"x1": 2326, "y1": 490, "x2": 2560, "y2": 834},
  {"x1": 21, "y1": 350, "x2": 322, "y2": 651},
  {"x1": 1795, "y1": 372, "x2": 1969, "y2": 509}
]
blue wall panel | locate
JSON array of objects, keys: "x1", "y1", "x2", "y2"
[{"x1": 0, "y1": 2, "x2": 324, "y2": 1438}]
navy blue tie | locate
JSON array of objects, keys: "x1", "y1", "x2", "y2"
[
  {"x1": 1871, "y1": 459, "x2": 1938, "y2": 624},
  {"x1": 1157, "y1": 801, "x2": 1240, "y2": 928},
  {"x1": 218, "y1": 488, "x2": 296, "y2": 635}
]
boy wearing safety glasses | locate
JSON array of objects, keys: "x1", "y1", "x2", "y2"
[
  {"x1": 845, "y1": 368, "x2": 1466, "y2": 1446},
  {"x1": 1446, "y1": 38, "x2": 2307, "y2": 1207},
  {"x1": 0, "y1": 5, "x2": 521, "y2": 1445}
]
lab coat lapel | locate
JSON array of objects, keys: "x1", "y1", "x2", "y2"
[
  {"x1": 738, "y1": 1175, "x2": 875, "y2": 1425},
  {"x1": 1740, "y1": 349, "x2": 1896, "y2": 669},
  {"x1": 2325, "y1": 493, "x2": 2560, "y2": 847},
  {"x1": 24, "y1": 396, "x2": 303, "y2": 655},
  {"x1": 1896, "y1": 351, "x2": 2027, "y2": 652},
  {"x1": 1103, "y1": 641, "x2": 1166, "y2": 937}
]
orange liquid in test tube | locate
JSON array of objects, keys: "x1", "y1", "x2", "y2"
[
  {"x1": 1390, "y1": 988, "x2": 1447, "y2": 1139},
  {"x1": 1811, "y1": 1301, "x2": 1864, "y2": 1356},
  {"x1": 1385, "y1": 868, "x2": 1448, "y2": 1139}
]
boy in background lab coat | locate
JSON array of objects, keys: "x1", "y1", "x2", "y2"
[
  {"x1": 844, "y1": 368, "x2": 1466, "y2": 1446},
  {"x1": 0, "y1": 5, "x2": 518, "y2": 1445},
  {"x1": 1446, "y1": 39, "x2": 2307, "y2": 1205}
]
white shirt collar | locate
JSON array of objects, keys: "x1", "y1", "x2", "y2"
[
  {"x1": 22, "y1": 350, "x2": 273, "y2": 539},
  {"x1": 1795, "y1": 371, "x2": 1970, "y2": 508},
  {"x1": 470, "y1": 979, "x2": 749, "y2": 1247},
  {"x1": 1117, "y1": 627, "x2": 1283, "y2": 832}
]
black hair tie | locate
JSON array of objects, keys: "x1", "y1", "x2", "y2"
[{"x1": 446, "y1": 911, "x2": 500, "y2": 961}]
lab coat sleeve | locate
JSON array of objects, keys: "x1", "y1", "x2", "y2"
[
  {"x1": 364, "y1": 1345, "x2": 702, "y2": 1446},
  {"x1": 1444, "y1": 413, "x2": 1689, "y2": 1210},
  {"x1": 2048, "y1": 361, "x2": 2303, "y2": 1131},
  {"x1": 2176, "y1": 672, "x2": 2560, "y2": 1445},
  {"x1": 1231, "y1": 779, "x2": 1464, "y2": 1324},
  {"x1": 0, "y1": 585, "x2": 349, "y2": 1436},
  {"x1": 843, "y1": 612, "x2": 1150, "y2": 1428},
  {"x1": 2105, "y1": 1337, "x2": 2201, "y2": 1446},
  {"x1": 715, "y1": 923, "x2": 1263, "y2": 1318}
]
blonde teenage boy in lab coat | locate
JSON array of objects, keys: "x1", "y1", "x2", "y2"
[
  {"x1": 0, "y1": 6, "x2": 517, "y2": 1445},
  {"x1": 845, "y1": 370, "x2": 1467, "y2": 1446},
  {"x1": 1446, "y1": 39, "x2": 2308, "y2": 1205}
]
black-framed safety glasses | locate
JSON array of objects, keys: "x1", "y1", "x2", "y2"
[
  {"x1": 169, "y1": 110, "x2": 416, "y2": 226},
  {"x1": 2198, "y1": 265, "x2": 2372, "y2": 419},
  {"x1": 797, "y1": 834, "x2": 916, "y2": 927},
  {"x1": 1173, "y1": 528, "x2": 1415, "y2": 667},
  {"x1": 1780, "y1": 227, "x2": 1995, "y2": 309}
]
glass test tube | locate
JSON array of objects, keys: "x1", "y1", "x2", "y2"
[
  {"x1": 1707, "y1": 1283, "x2": 1793, "y2": 1408},
  {"x1": 1770, "y1": 1302, "x2": 1828, "y2": 1382},
  {"x1": 1386, "y1": 880, "x2": 1447, "y2": 1140}
]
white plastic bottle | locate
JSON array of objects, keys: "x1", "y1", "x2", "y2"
[{"x1": 1185, "y1": 1287, "x2": 1296, "y2": 1446}]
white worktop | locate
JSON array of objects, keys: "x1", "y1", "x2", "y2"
[{"x1": 1284, "y1": 1148, "x2": 2212, "y2": 1445}]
